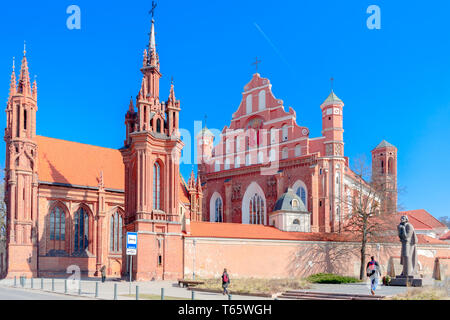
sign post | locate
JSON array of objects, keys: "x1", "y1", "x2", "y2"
[{"x1": 126, "y1": 232, "x2": 137, "y2": 288}]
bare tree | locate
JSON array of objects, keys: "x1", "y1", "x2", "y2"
[
  {"x1": 438, "y1": 216, "x2": 450, "y2": 228},
  {"x1": 342, "y1": 156, "x2": 397, "y2": 280}
]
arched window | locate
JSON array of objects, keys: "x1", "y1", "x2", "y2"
[
  {"x1": 235, "y1": 136, "x2": 240, "y2": 152},
  {"x1": 153, "y1": 162, "x2": 161, "y2": 210},
  {"x1": 226, "y1": 139, "x2": 231, "y2": 154},
  {"x1": 296, "y1": 187, "x2": 306, "y2": 207},
  {"x1": 282, "y1": 147, "x2": 288, "y2": 159},
  {"x1": 210, "y1": 192, "x2": 223, "y2": 223},
  {"x1": 242, "y1": 182, "x2": 266, "y2": 225},
  {"x1": 293, "y1": 180, "x2": 308, "y2": 209},
  {"x1": 295, "y1": 145, "x2": 301, "y2": 157},
  {"x1": 335, "y1": 172, "x2": 341, "y2": 199},
  {"x1": 270, "y1": 128, "x2": 277, "y2": 144},
  {"x1": 215, "y1": 161, "x2": 220, "y2": 172},
  {"x1": 246, "y1": 94, "x2": 252, "y2": 114},
  {"x1": 249, "y1": 193, "x2": 265, "y2": 225},
  {"x1": 282, "y1": 125, "x2": 288, "y2": 141},
  {"x1": 388, "y1": 157, "x2": 393, "y2": 174},
  {"x1": 156, "y1": 119, "x2": 161, "y2": 133},
  {"x1": 258, "y1": 90, "x2": 266, "y2": 111},
  {"x1": 235, "y1": 156, "x2": 240, "y2": 168},
  {"x1": 269, "y1": 149, "x2": 276, "y2": 162},
  {"x1": 225, "y1": 158, "x2": 230, "y2": 170},
  {"x1": 245, "y1": 153, "x2": 252, "y2": 166},
  {"x1": 49, "y1": 206, "x2": 65, "y2": 242},
  {"x1": 257, "y1": 151, "x2": 263, "y2": 164},
  {"x1": 215, "y1": 198, "x2": 223, "y2": 222},
  {"x1": 74, "y1": 207, "x2": 89, "y2": 252},
  {"x1": 110, "y1": 211, "x2": 123, "y2": 253},
  {"x1": 380, "y1": 160, "x2": 384, "y2": 174}
]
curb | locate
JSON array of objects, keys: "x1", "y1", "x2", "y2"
[{"x1": 188, "y1": 287, "x2": 274, "y2": 298}]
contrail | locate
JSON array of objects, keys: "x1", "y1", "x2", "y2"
[{"x1": 253, "y1": 22, "x2": 293, "y2": 71}]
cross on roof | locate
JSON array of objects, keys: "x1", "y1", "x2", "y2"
[
  {"x1": 330, "y1": 77, "x2": 334, "y2": 91},
  {"x1": 150, "y1": 1, "x2": 157, "y2": 19},
  {"x1": 252, "y1": 57, "x2": 261, "y2": 73}
]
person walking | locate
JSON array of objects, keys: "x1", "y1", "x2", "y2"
[
  {"x1": 366, "y1": 256, "x2": 381, "y2": 295},
  {"x1": 221, "y1": 268, "x2": 230, "y2": 296},
  {"x1": 100, "y1": 265, "x2": 106, "y2": 283}
]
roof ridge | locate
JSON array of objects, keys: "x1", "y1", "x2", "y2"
[{"x1": 36, "y1": 135, "x2": 121, "y2": 152}]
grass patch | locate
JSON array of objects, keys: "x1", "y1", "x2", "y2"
[
  {"x1": 194, "y1": 278, "x2": 311, "y2": 295},
  {"x1": 122, "y1": 294, "x2": 187, "y2": 300},
  {"x1": 385, "y1": 287, "x2": 449, "y2": 300},
  {"x1": 306, "y1": 273, "x2": 361, "y2": 284}
]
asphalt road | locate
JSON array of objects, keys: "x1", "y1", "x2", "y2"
[{"x1": 0, "y1": 286, "x2": 89, "y2": 300}]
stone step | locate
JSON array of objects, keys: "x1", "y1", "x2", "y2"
[
  {"x1": 284, "y1": 290, "x2": 385, "y2": 299},
  {"x1": 280, "y1": 291, "x2": 384, "y2": 300}
]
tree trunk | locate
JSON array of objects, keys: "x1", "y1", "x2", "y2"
[{"x1": 359, "y1": 242, "x2": 366, "y2": 280}]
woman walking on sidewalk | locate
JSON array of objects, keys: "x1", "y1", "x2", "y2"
[{"x1": 221, "y1": 268, "x2": 230, "y2": 296}]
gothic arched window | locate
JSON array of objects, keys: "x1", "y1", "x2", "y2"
[
  {"x1": 258, "y1": 90, "x2": 266, "y2": 111},
  {"x1": 295, "y1": 145, "x2": 301, "y2": 157},
  {"x1": 246, "y1": 94, "x2": 252, "y2": 114},
  {"x1": 249, "y1": 193, "x2": 265, "y2": 225},
  {"x1": 156, "y1": 119, "x2": 161, "y2": 133},
  {"x1": 235, "y1": 156, "x2": 240, "y2": 168},
  {"x1": 74, "y1": 207, "x2": 89, "y2": 252},
  {"x1": 282, "y1": 125, "x2": 288, "y2": 141},
  {"x1": 215, "y1": 198, "x2": 223, "y2": 222},
  {"x1": 388, "y1": 157, "x2": 393, "y2": 175},
  {"x1": 296, "y1": 187, "x2": 307, "y2": 207},
  {"x1": 49, "y1": 206, "x2": 65, "y2": 241},
  {"x1": 153, "y1": 162, "x2": 161, "y2": 210},
  {"x1": 282, "y1": 147, "x2": 288, "y2": 159},
  {"x1": 110, "y1": 211, "x2": 123, "y2": 253}
]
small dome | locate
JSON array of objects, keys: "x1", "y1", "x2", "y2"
[
  {"x1": 196, "y1": 127, "x2": 214, "y2": 138},
  {"x1": 321, "y1": 90, "x2": 343, "y2": 108},
  {"x1": 273, "y1": 188, "x2": 308, "y2": 212}
]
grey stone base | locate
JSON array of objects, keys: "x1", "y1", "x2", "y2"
[{"x1": 390, "y1": 276, "x2": 422, "y2": 287}]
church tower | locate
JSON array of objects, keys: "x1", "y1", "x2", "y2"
[
  {"x1": 320, "y1": 89, "x2": 345, "y2": 232},
  {"x1": 4, "y1": 48, "x2": 39, "y2": 277},
  {"x1": 120, "y1": 15, "x2": 184, "y2": 280},
  {"x1": 371, "y1": 140, "x2": 397, "y2": 213}
]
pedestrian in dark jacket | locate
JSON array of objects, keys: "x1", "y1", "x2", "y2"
[
  {"x1": 100, "y1": 265, "x2": 106, "y2": 283},
  {"x1": 221, "y1": 268, "x2": 230, "y2": 296},
  {"x1": 366, "y1": 256, "x2": 381, "y2": 295}
]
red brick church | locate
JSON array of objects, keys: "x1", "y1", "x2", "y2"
[{"x1": 2, "y1": 14, "x2": 449, "y2": 281}]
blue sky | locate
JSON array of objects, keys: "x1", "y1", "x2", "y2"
[{"x1": 0, "y1": 0, "x2": 449, "y2": 219}]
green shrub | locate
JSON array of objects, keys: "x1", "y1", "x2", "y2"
[{"x1": 306, "y1": 273, "x2": 361, "y2": 284}]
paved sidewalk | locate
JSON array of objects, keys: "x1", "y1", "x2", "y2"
[
  {"x1": 0, "y1": 278, "x2": 270, "y2": 300},
  {"x1": 1, "y1": 277, "x2": 445, "y2": 300}
]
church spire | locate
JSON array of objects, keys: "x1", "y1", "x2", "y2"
[
  {"x1": 146, "y1": 1, "x2": 159, "y2": 67},
  {"x1": 9, "y1": 57, "x2": 16, "y2": 98},
  {"x1": 128, "y1": 96, "x2": 134, "y2": 113},
  {"x1": 18, "y1": 42, "x2": 32, "y2": 96}
]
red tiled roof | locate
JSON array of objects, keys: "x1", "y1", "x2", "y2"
[
  {"x1": 179, "y1": 175, "x2": 190, "y2": 204},
  {"x1": 36, "y1": 135, "x2": 124, "y2": 190},
  {"x1": 187, "y1": 222, "x2": 450, "y2": 245},
  {"x1": 440, "y1": 231, "x2": 450, "y2": 241},
  {"x1": 188, "y1": 221, "x2": 353, "y2": 241},
  {"x1": 397, "y1": 209, "x2": 446, "y2": 230},
  {"x1": 37, "y1": 136, "x2": 190, "y2": 201}
]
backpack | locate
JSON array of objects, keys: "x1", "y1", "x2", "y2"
[
  {"x1": 223, "y1": 273, "x2": 229, "y2": 283},
  {"x1": 367, "y1": 261, "x2": 376, "y2": 277}
]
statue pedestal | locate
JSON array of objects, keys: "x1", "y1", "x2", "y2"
[{"x1": 390, "y1": 275, "x2": 422, "y2": 287}]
